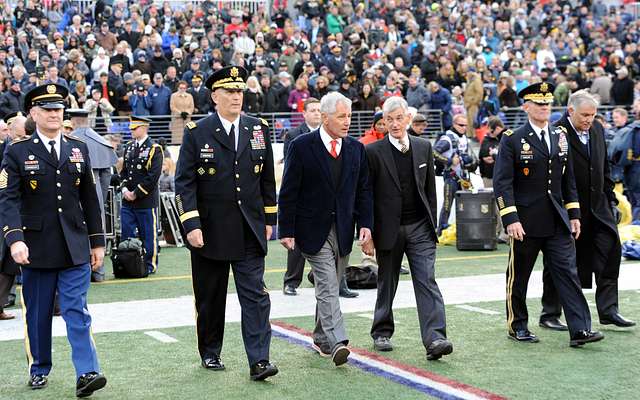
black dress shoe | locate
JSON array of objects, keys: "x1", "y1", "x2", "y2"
[
  {"x1": 202, "y1": 356, "x2": 225, "y2": 370},
  {"x1": 373, "y1": 336, "x2": 393, "y2": 351},
  {"x1": 3, "y1": 298, "x2": 15, "y2": 308},
  {"x1": 331, "y1": 343, "x2": 350, "y2": 366},
  {"x1": 539, "y1": 318, "x2": 568, "y2": 331},
  {"x1": 426, "y1": 339, "x2": 453, "y2": 360},
  {"x1": 508, "y1": 330, "x2": 540, "y2": 343},
  {"x1": 399, "y1": 266, "x2": 410, "y2": 275},
  {"x1": 76, "y1": 372, "x2": 107, "y2": 398},
  {"x1": 570, "y1": 330, "x2": 604, "y2": 347},
  {"x1": 600, "y1": 313, "x2": 636, "y2": 327},
  {"x1": 28, "y1": 375, "x2": 48, "y2": 390},
  {"x1": 311, "y1": 341, "x2": 331, "y2": 357},
  {"x1": 283, "y1": 285, "x2": 298, "y2": 296},
  {"x1": 250, "y1": 360, "x2": 278, "y2": 381}
]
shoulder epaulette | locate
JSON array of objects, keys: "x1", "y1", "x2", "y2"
[
  {"x1": 10, "y1": 136, "x2": 31, "y2": 145},
  {"x1": 63, "y1": 133, "x2": 85, "y2": 143},
  {"x1": 503, "y1": 129, "x2": 513, "y2": 136},
  {"x1": 186, "y1": 121, "x2": 197, "y2": 130},
  {"x1": 259, "y1": 118, "x2": 269, "y2": 127}
]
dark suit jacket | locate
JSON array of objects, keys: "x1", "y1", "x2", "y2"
[
  {"x1": 278, "y1": 129, "x2": 373, "y2": 257},
  {"x1": 557, "y1": 114, "x2": 620, "y2": 286},
  {"x1": 283, "y1": 122, "x2": 311, "y2": 161},
  {"x1": 366, "y1": 135, "x2": 438, "y2": 250},
  {"x1": 494, "y1": 122, "x2": 580, "y2": 237},
  {"x1": 175, "y1": 113, "x2": 277, "y2": 260}
]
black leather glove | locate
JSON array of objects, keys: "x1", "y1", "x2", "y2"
[
  {"x1": 611, "y1": 201, "x2": 621, "y2": 224},
  {"x1": 180, "y1": 111, "x2": 188, "y2": 120}
]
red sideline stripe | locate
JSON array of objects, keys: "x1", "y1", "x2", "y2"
[{"x1": 272, "y1": 320, "x2": 508, "y2": 400}]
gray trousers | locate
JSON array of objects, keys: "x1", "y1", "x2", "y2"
[
  {"x1": 371, "y1": 219, "x2": 447, "y2": 348},
  {"x1": 302, "y1": 225, "x2": 350, "y2": 349},
  {"x1": 92, "y1": 168, "x2": 112, "y2": 278}
]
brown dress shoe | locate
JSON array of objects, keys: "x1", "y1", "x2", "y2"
[{"x1": 0, "y1": 311, "x2": 15, "y2": 320}]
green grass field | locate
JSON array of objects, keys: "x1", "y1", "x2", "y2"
[
  {"x1": 84, "y1": 242, "x2": 520, "y2": 304},
  {"x1": 2, "y1": 242, "x2": 637, "y2": 399},
  {"x1": 1, "y1": 291, "x2": 638, "y2": 399}
]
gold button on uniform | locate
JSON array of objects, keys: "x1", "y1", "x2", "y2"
[
  {"x1": 57, "y1": 195, "x2": 62, "y2": 200},
  {"x1": 237, "y1": 200, "x2": 242, "y2": 205},
  {"x1": 236, "y1": 187, "x2": 241, "y2": 192},
  {"x1": 235, "y1": 174, "x2": 240, "y2": 179},
  {"x1": 58, "y1": 208, "x2": 62, "y2": 212},
  {"x1": 56, "y1": 183, "x2": 61, "y2": 187},
  {"x1": 56, "y1": 170, "x2": 60, "y2": 174}
]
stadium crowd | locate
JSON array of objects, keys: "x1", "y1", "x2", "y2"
[{"x1": 0, "y1": 0, "x2": 638, "y2": 239}]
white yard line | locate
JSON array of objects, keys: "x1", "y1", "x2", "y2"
[
  {"x1": 455, "y1": 305, "x2": 501, "y2": 315},
  {"x1": 144, "y1": 331, "x2": 178, "y2": 343},
  {"x1": 1, "y1": 264, "x2": 640, "y2": 341}
]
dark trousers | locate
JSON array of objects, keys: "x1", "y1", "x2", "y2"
[
  {"x1": 437, "y1": 178, "x2": 460, "y2": 235},
  {"x1": 190, "y1": 232, "x2": 271, "y2": 366},
  {"x1": 121, "y1": 206, "x2": 159, "y2": 273},
  {"x1": 507, "y1": 225, "x2": 591, "y2": 336},
  {"x1": 371, "y1": 219, "x2": 447, "y2": 348},
  {"x1": 283, "y1": 246, "x2": 305, "y2": 288},
  {"x1": 541, "y1": 218, "x2": 619, "y2": 320},
  {"x1": 21, "y1": 264, "x2": 100, "y2": 378},
  {"x1": 0, "y1": 272, "x2": 14, "y2": 313}
]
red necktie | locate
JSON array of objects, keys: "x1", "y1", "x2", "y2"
[{"x1": 330, "y1": 140, "x2": 338, "y2": 158}]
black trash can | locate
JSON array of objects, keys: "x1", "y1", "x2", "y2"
[{"x1": 455, "y1": 189, "x2": 497, "y2": 251}]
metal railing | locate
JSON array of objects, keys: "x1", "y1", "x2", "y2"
[
  {"x1": 154, "y1": 0, "x2": 269, "y2": 15},
  {"x1": 91, "y1": 109, "x2": 445, "y2": 144}
]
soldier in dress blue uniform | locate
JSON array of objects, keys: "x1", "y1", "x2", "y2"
[
  {"x1": 174, "y1": 66, "x2": 279, "y2": 381},
  {"x1": 493, "y1": 82, "x2": 604, "y2": 347},
  {"x1": 119, "y1": 116, "x2": 163, "y2": 274},
  {"x1": 68, "y1": 109, "x2": 118, "y2": 281},
  {"x1": 0, "y1": 84, "x2": 107, "y2": 397}
]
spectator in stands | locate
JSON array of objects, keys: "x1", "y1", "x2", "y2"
[
  {"x1": 408, "y1": 113, "x2": 428, "y2": 137},
  {"x1": 359, "y1": 111, "x2": 387, "y2": 145},
  {"x1": 170, "y1": 80, "x2": 194, "y2": 144},
  {"x1": 73, "y1": 80, "x2": 89, "y2": 109},
  {"x1": 427, "y1": 81, "x2": 453, "y2": 131},
  {"x1": 243, "y1": 76, "x2": 264, "y2": 115},
  {"x1": 128, "y1": 84, "x2": 152, "y2": 116},
  {"x1": 288, "y1": 78, "x2": 310, "y2": 112},
  {"x1": 159, "y1": 158, "x2": 175, "y2": 193},
  {"x1": 355, "y1": 82, "x2": 379, "y2": 112},
  {"x1": 338, "y1": 79, "x2": 357, "y2": 102},
  {"x1": 591, "y1": 67, "x2": 612, "y2": 105},
  {"x1": 265, "y1": 71, "x2": 291, "y2": 113},
  {"x1": 406, "y1": 75, "x2": 430, "y2": 111},
  {"x1": 149, "y1": 73, "x2": 171, "y2": 116},
  {"x1": 611, "y1": 67, "x2": 635, "y2": 106},
  {"x1": 120, "y1": 21, "x2": 141, "y2": 50},
  {"x1": 464, "y1": 72, "x2": 484, "y2": 138},
  {"x1": 310, "y1": 74, "x2": 330, "y2": 99},
  {"x1": 182, "y1": 59, "x2": 203, "y2": 87},
  {"x1": 188, "y1": 75, "x2": 211, "y2": 115},
  {"x1": 133, "y1": 52, "x2": 153, "y2": 76},
  {"x1": 0, "y1": 79, "x2": 24, "y2": 119},
  {"x1": 150, "y1": 47, "x2": 170, "y2": 77},
  {"x1": 612, "y1": 108, "x2": 629, "y2": 130},
  {"x1": 91, "y1": 47, "x2": 110, "y2": 78},
  {"x1": 96, "y1": 22, "x2": 117, "y2": 53},
  {"x1": 84, "y1": 88, "x2": 115, "y2": 131}
]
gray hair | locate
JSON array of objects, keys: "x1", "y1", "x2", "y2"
[
  {"x1": 320, "y1": 92, "x2": 352, "y2": 114},
  {"x1": 568, "y1": 90, "x2": 599, "y2": 110},
  {"x1": 382, "y1": 97, "x2": 409, "y2": 115}
]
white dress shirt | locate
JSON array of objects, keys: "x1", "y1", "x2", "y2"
[
  {"x1": 568, "y1": 118, "x2": 590, "y2": 145},
  {"x1": 218, "y1": 113, "x2": 241, "y2": 151},
  {"x1": 388, "y1": 133, "x2": 410, "y2": 152},
  {"x1": 37, "y1": 130, "x2": 61, "y2": 158},
  {"x1": 528, "y1": 121, "x2": 551, "y2": 151},
  {"x1": 319, "y1": 126, "x2": 342, "y2": 156},
  {"x1": 136, "y1": 135, "x2": 149, "y2": 148}
]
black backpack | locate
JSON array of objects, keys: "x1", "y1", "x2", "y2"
[{"x1": 111, "y1": 238, "x2": 147, "y2": 279}]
